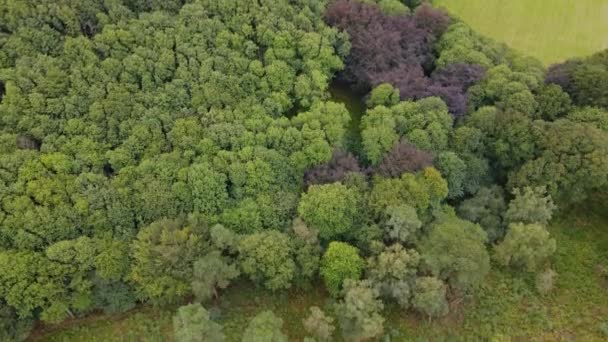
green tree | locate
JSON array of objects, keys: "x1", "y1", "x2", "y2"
[
  {"x1": 173, "y1": 304, "x2": 225, "y2": 342},
  {"x1": 457, "y1": 186, "x2": 506, "y2": 243},
  {"x1": 238, "y1": 231, "x2": 295, "y2": 291},
  {"x1": 505, "y1": 187, "x2": 556, "y2": 226},
  {"x1": 508, "y1": 120, "x2": 608, "y2": 205},
  {"x1": 298, "y1": 183, "x2": 361, "y2": 241},
  {"x1": 383, "y1": 204, "x2": 423, "y2": 244},
  {"x1": 336, "y1": 279, "x2": 385, "y2": 342},
  {"x1": 435, "y1": 151, "x2": 467, "y2": 199},
  {"x1": 131, "y1": 219, "x2": 204, "y2": 305},
  {"x1": 242, "y1": 310, "x2": 288, "y2": 342},
  {"x1": 303, "y1": 306, "x2": 335, "y2": 342},
  {"x1": 494, "y1": 223, "x2": 556, "y2": 272},
  {"x1": 412, "y1": 276, "x2": 449, "y2": 319},
  {"x1": 361, "y1": 97, "x2": 453, "y2": 165},
  {"x1": 191, "y1": 251, "x2": 240, "y2": 303},
  {"x1": 0, "y1": 300, "x2": 33, "y2": 342},
  {"x1": 320, "y1": 242, "x2": 364, "y2": 296},
  {"x1": 366, "y1": 244, "x2": 420, "y2": 308},
  {"x1": 368, "y1": 168, "x2": 448, "y2": 218},
  {"x1": 367, "y1": 83, "x2": 400, "y2": 108},
  {"x1": 422, "y1": 215, "x2": 490, "y2": 291},
  {"x1": 536, "y1": 84, "x2": 572, "y2": 120},
  {"x1": 567, "y1": 106, "x2": 608, "y2": 132},
  {"x1": 290, "y1": 218, "x2": 321, "y2": 286}
]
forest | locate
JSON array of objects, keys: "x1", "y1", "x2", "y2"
[{"x1": 0, "y1": 0, "x2": 607, "y2": 341}]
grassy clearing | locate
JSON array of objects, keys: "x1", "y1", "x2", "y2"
[
  {"x1": 32, "y1": 198, "x2": 608, "y2": 341},
  {"x1": 434, "y1": 0, "x2": 608, "y2": 65}
]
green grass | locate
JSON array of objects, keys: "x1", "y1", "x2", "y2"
[
  {"x1": 434, "y1": 0, "x2": 608, "y2": 64},
  {"x1": 32, "y1": 197, "x2": 608, "y2": 341}
]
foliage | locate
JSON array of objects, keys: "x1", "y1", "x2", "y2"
[
  {"x1": 366, "y1": 244, "x2": 420, "y2": 308},
  {"x1": 421, "y1": 215, "x2": 490, "y2": 292},
  {"x1": 411, "y1": 276, "x2": 449, "y2": 318},
  {"x1": 361, "y1": 97, "x2": 453, "y2": 165},
  {"x1": 368, "y1": 167, "x2": 448, "y2": 219},
  {"x1": 303, "y1": 306, "x2": 335, "y2": 342},
  {"x1": 131, "y1": 219, "x2": 203, "y2": 305},
  {"x1": 457, "y1": 186, "x2": 506, "y2": 243},
  {"x1": 298, "y1": 183, "x2": 361, "y2": 241},
  {"x1": 91, "y1": 278, "x2": 136, "y2": 315},
  {"x1": 326, "y1": 0, "x2": 481, "y2": 115},
  {"x1": 191, "y1": 251, "x2": 240, "y2": 303},
  {"x1": 536, "y1": 84, "x2": 572, "y2": 120},
  {"x1": 290, "y1": 219, "x2": 322, "y2": 286},
  {"x1": 0, "y1": 0, "x2": 351, "y2": 328},
  {"x1": 0, "y1": 300, "x2": 33, "y2": 342},
  {"x1": 508, "y1": 120, "x2": 608, "y2": 205},
  {"x1": 567, "y1": 106, "x2": 608, "y2": 132},
  {"x1": 336, "y1": 279, "x2": 385, "y2": 342},
  {"x1": 238, "y1": 231, "x2": 295, "y2": 291},
  {"x1": 2, "y1": 0, "x2": 608, "y2": 338},
  {"x1": 435, "y1": 151, "x2": 467, "y2": 199},
  {"x1": 547, "y1": 49, "x2": 608, "y2": 109},
  {"x1": 367, "y1": 83, "x2": 400, "y2": 108},
  {"x1": 375, "y1": 140, "x2": 434, "y2": 178},
  {"x1": 242, "y1": 310, "x2": 288, "y2": 342},
  {"x1": 173, "y1": 304, "x2": 224, "y2": 342},
  {"x1": 383, "y1": 205, "x2": 423, "y2": 244},
  {"x1": 33, "y1": 199, "x2": 608, "y2": 341},
  {"x1": 494, "y1": 223, "x2": 556, "y2": 272},
  {"x1": 320, "y1": 242, "x2": 364, "y2": 297},
  {"x1": 304, "y1": 150, "x2": 361, "y2": 187},
  {"x1": 505, "y1": 187, "x2": 556, "y2": 226}
]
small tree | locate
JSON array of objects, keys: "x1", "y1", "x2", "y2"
[
  {"x1": 238, "y1": 231, "x2": 295, "y2": 291},
  {"x1": 131, "y1": 219, "x2": 204, "y2": 305},
  {"x1": 494, "y1": 223, "x2": 556, "y2": 272},
  {"x1": 191, "y1": 251, "x2": 240, "y2": 303},
  {"x1": 173, "y1": 304, "x2": 225, "y2": 342},
  {"x1": 336, "y1": 280, "x2": 385, "y2": 342},
  {"x1": 412, "y1": 277, "x2": 449, "y2": 319},
  {"x1": 457, "y1": 186, "x2": 507, "y2": 243},
  {"x1": 298, "y1": 183, "x2": 361, "y2": 241},
  {"x1": 435, "y1": 151, "x2": 467, "y2": 199},
  {"x1": 505, "y1": 186, "x2": 556, "y2": 226},
  {"x1": 376, "y1": 140, "x2": 434, "y2": 178},
  {"x1": 421, "y1": 215, "x2": 490, "y2": 292},
  {"x1": 303, "y1": 306, "x2": 335, "y2": 342},
  {"x1": 383, "y1": 204, "x2": 423, "y2": 244},
  {"x1": 366, "y1": 244, "x2": 420, "y2": 308},
  {"x1": 242, "y1": 310, "x2": 288, "y2": 342},
  {"x1": 367, "y1": 83, "x2": 400, "y2": 108},
  {"x1": 320, "y1": 242, "x2": 364, "y2": 296},
  {"x1": 291, "y1": 218, "x2": 322, "y2": 286}
]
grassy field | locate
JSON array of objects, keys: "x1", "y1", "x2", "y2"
[
  {"x1": 434, "y1": 0, "x2": 608, "y2": 65},
  {"x1": 30, "y1": 196, "x2": 608, "y2": 341}
]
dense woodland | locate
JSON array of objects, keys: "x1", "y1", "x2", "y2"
[{"x1": 0, "y1": 0, "x2": 607, "y2": 341}]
